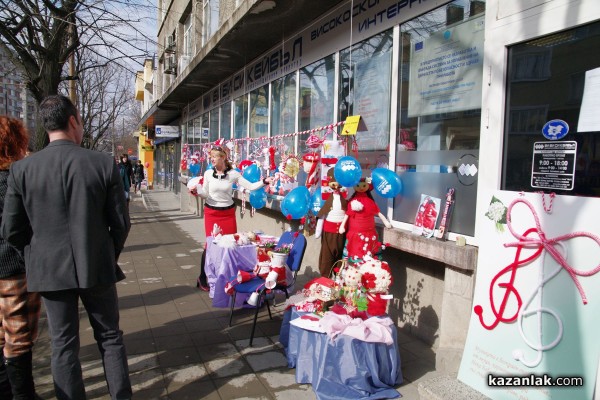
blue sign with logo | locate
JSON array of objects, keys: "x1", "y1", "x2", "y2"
[{"x1": 542, "y1": 119, "x2": 569, "y2": 140}]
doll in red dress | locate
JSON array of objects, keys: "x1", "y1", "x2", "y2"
[{"x1": 339, "y1": 178, "x2": 392, "y2": 260}]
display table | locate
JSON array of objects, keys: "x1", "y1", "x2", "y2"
[
  {"x1": 280, "y1": 308, "x2": 402, "y2": 400},
  {"x1": 204, "y1": 237, "x2": 257, "y2": 308}
]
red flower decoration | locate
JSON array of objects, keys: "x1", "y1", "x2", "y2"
[
  {"x1": 286, "y1": 214, "x2": 292, "y2": 220},
  {"x1": 361, "y1": 272, "x2": 377, "y2": 289},
  {"x1": 293, "y1": 231, "x2": 299, "y2": 238}
]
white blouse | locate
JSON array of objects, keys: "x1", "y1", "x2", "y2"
[{"x1": 197, "y1": 168, "x2": 264, "y2": 208}]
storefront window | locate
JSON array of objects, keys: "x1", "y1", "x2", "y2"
[
  {"x1": 249, "y1": 85, "x2": 268, "y2": 160},
  {"x1": 339, "y1": 30, "x2": 393, "y2": 213},
  {"x1": 209, "y1": 108, "x2": 219, "y2": 141},
  {"x1": 186, "y1": 119, "x2": 193, "y2": 144},
  {"x1": 202, "y1": 112, "x2": 212, "y2": 143},
  {"x1": 271, "y1": 72, "x2": 297, "y2": 160},
  {"x1": 234, "y1": 94, "x2": 248, "y2": 162},
  {"x1": 394, "y1": 2, "x2": 485, "y2": 236},
  {"x1": 220, "y1": 101, "x2": 232, "y2": 139},
  {"x1": 299, "y1": 55, "x2": 335, "y2": 153},
  {"x1": 503, "y1": 20, "x2": 600, "y2": 197},
  {"x1": 249, "y1": 85, "x2": 268, "y2": 138},
  {"x1": 193, "y1": 116, "x2": 202, "y2": 145}
]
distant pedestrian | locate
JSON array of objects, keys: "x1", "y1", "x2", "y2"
[
  {"x1": 0, "y1": 116, "x2": 41, "y2": 399},
  {"x1": 118, "y1": 154, "x2": 134, "y2": 204},
  {"x1": 1, "y1": 95, "x2": 132, "y2": 400},
  {"x1": 133, "y1": 160, "x2": 144, "y2": 194}
]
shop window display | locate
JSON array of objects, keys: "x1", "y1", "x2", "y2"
[
  {"x1": 234, "y1": 94, "x2": 248, "y2": 162},
  {"x1": 503, "y1": 20, "x2": 600, "y2": 197},
  {"x1": 271, "y1": 72, "x2": 297, "y2": 166},
  {"x1": 298, "y1": 55, "x2": 335, "y2": 155},
  {"x1": 394, "y1": 3, "x2": 485, "y2": 237},
  {"x1": 209, "y1": 108, "x2": 219, "y2": 142},
  {"x1": 220, "y1": 101, "x2": 231, "y2": 140},
  {"x1": 339, "y1": 30, "x2": 393, "y2": 215}
]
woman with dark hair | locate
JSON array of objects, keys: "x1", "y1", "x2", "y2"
[
  {"x1": 0, "y1": 116, "x2": 41, "y2": 399},
  {"x1": 118, "y1": 154, "x2": 134, "y2": 205},
  {"x1": 133, "y1": 160, "x2": 145, "y2": 194},
  {"x1": 195, "y1": 146, "x2": 272, "y2": 290}
]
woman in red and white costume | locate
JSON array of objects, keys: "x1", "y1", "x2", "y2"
[{"x1": 195, "y1": 145, "x2": 272, "y2": 290}]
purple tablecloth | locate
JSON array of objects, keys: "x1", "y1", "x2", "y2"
[
  {"x1": 281, "y1": 308, "x2": 402, "y2": 400},
  {"x1": 205, "y1": 237, "x2": 257, "y2": 308}
]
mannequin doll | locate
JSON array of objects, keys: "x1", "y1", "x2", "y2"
[
  {"x1": 339, "y1": 178, "x2": 392, "y2": 261},
  {"x1": 315, "y1": 169, "x2": 347, "y2": 276}
]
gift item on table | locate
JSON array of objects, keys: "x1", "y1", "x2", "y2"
[
  {"x1": 359, "y1": 258, "x2": 393, "y2": 293},
  {"x1": 319, "y1": 312, "x2": 395, "y2": 345},
  {"x1": 340, "y1": 264, "x2": 361, "y2": 288},
  {"x1": 215, "y1": 234, "x2": 236, "y2": 248},
  {"x1": 254, "y1": 262, "x2": 271, "y2": 278},
  {"x1": 304, "y1": 277, "x2": 338, "y2": 302},
  {"x1": 253, "y1": 248, "x2": 271, "y2": 278},
  {"x1": 265, "y1": 265, "x2": 288, "y2": 289},
  {"x1": 224, "y1": 280, "x2": 236, "y2": 295},
  {"x1": 332, "y1": 256, "x2": 394, "y2": 317},
  {"x1": 269, "y1": 251, "x2": 288, "y2": 268},
  {"x1": 247, "y1": 291, "x2": 260, "y2": 306},
  {"x1": 237, "y1": 270, "x2": 255, "y2": 283}
]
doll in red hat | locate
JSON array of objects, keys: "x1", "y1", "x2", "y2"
[{"x1": 339, "y1": 178, "x2": 392, "y2": 261}]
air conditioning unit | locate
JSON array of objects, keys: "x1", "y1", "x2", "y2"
[
  {"x1": 164, "y1": 54, "x2": 177, "y2": 75},
  {"x1": 166, "y1": 34, "x2": 176, "y2": 53}
]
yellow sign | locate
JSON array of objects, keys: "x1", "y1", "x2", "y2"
[
  {"x1": 342, "y1": 115, "x2": 362, "y2": 136},
  {"x1": 141, "y1": 145, "x2": 155, "y2": 151}
]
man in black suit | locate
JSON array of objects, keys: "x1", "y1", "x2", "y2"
[{"x1": 1, "y1": 95, "x2": 132, "y2": 399}]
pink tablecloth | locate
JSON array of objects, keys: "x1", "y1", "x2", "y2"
[{"x1": 204, "y1": 237, "x2": 258, "y2": 307}]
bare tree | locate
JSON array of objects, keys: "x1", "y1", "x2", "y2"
[
  {"x1": 72, "y1": 50, "x2": 137, "y2": 152},
  {"x1": 0, "y1": 0, "x2": 156, "y2": 150}
]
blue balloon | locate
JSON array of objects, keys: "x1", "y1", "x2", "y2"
[
  {"x1": 310, "y1": 186, "x2": 325, "y2": 214},
  {"x1": 334, "y1": 156, "x2": 362, "y2": 187},
  {"x1": 249, "y1": 187, "x2": 267, "y2": 209},
  {"x1": 281, "y1": 186, "x2": 310, "y2": 219},
  {"x1": 232, "y1": 168, "x2": 241, "y2": 189},
  {"x1": 242, "y1": 163, "x2": 261, "y2": 183},
  {"x1": 371, "y1": 168, "x2": 403, "y2": 198}
]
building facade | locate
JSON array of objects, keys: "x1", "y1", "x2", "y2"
[
  {"x1": 0, "y1": 46, "x2": 37, "y2": 133},
  {"x1": 135, "y1": 0, "x2": 600, "y2": 386}
]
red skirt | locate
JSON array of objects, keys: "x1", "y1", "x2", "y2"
[{"x1": 203, "y1": 205, "x2": 237, "y2": 237}]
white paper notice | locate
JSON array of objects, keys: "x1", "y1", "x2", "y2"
[{"x1": 577, "y1": 67, "x2": 600, "y2": 132}]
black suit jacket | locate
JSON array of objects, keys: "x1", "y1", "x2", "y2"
[{"x1": 0, "y1": 140, "x2": 130, "y2": 292}]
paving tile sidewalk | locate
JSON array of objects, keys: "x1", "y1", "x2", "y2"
[{"x1": 31, "y1": 189, "x2": 439, "y2": 399}]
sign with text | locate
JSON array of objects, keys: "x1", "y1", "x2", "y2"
[
  {"x1": 155, "y1": 125, "x2": 180, "y2": 138},
  {"x1": 408, "y1": 15, "x2": 484, "y2": 117},
  {"x1": 342, "y1": 115, "x2": 362, "y2": 136},
  {"x1": 531, "y1": 141, "x2": 576, "y2": 191}
]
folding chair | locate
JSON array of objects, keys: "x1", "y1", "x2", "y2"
[{"x1": 228, "y1": 231, "x2": 307, "y2": 346}]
